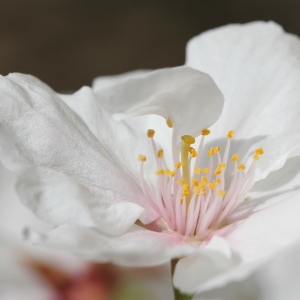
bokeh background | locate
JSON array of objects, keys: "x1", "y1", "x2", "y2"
[{"x1": 0, "y1": 0, "x2": 298, "y2": 91}]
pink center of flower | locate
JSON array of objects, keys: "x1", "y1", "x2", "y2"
[{"x1": 138, "y1": 121, "x2": 263, "y2": 239}]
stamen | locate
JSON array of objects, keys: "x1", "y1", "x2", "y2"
[
  {"x1": 194, "y1": 167, "x2": 201, "y2": 174},
  {"x1": 231, "y1": 154, "x2": 239, "y2": 162},
  {"x1": 140, "y1": 127, "x2": 262, "y2": 238},
  {"x1": 147, "y1": 129, "x2": 155, "y2": 138},
  {"x1": 189, "y1": 147, "x2": 197, "y2": 158},
  {"x1": 138, "y1": 154, "x2": 147, "y2": 162},
  {"x1": 156, "y1": 169, "x2": 165, "y2": 175},
  {"x1": 166, "y1": 117, "x2": 173, "y2": 128},
  {"x1": 202, "y1": 167, "x2": 209, "y2": 174},
  {"x1": 201, "y1": 129, "x2": 210, "y2": 136},
  {"x1": 157, "y1": 149, "x2": 164, "y2": 158}
]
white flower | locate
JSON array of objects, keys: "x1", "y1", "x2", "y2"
[{"x1": 0, "y1": 21, "x2": 300, "y2": 292}]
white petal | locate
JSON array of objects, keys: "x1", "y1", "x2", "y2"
[
  {"x1": 92, "y1": 70, "x2": 149, "y2": 92},
  {"x1": 173, "y1": 237, "x2": 236, "y2": 294},
  {"x1": 187, "y1": 21, "x2": 300, "y2": 180},
  {"x1": 24, "y1": 224, "x2": 198, "y2": 267},
  {"x1": 94, "y1": 66, "x2": 224, "y2": 141},
  {"x1": 225, "y1": 189, "x2": 300, "y2": 263},
  {"x1": 196, "y1": 239, "x2": 300, "y2": 300},
  {"x1": 0, "y1": 73, "x2": 149, "y2": 233}
]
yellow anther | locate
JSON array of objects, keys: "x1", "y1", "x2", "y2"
[
  {"x1": 165, "y1": 169, "x2": 175, "y2": 177},
  {"x1": 201, "y1": 176, "x2": 208, "y2": 183},
  {"x1": 191, "y1": 178, "x2": 199, "y2": 186},
  {"x1": 214, "y1": 167, "x2": 222, "y2": 175},
  {"x1": 207, "y1": 183, "x2": 216, "y2": 190},
  {"x1": 218, "y1": 190, "x2": 226, "y2": 197},
  {"x1": 175, "y1": 162, "x2": 182, "y2": 169},
  {"x1": 201, "y1": 129, "x2": 210, "y2": 136},
  {"x1": 231, "y1": 154, "x2": 239, "y2": 162},
  {"x1": 253, "y1": 154, "x2": 260, "y2": 160},
  {"x1": 181, "y1": 135, "x2": 195, "y2": 145},
  {"x1": 180, "y1": 197, "x2": 184, "y2": 205},
  {"x1": 182, "y1": 185, "x2": 190, "y2": 196},
  {"x1": 166, "y1": 117, "x2": 173, "y2": 128},
  {"x1": 138, "y1": 154, "x2": 147, "y2": 162},
  {"x1": 202, "y1": 168, "x2": 209, "y2": 174},
  {"x1": 189, "y1": 147, "x2": 197, "y2": 158},
  {"x1": 227, "y1": 130, "x2": 235, "y2": 139},
  {"x1": 177, "y1": 179, "x2": 186, "y2": 185},
  {"x1": 194, "y1": 167, "x2": 201, "y2": 174},
  {"x1": 157, "y1": 149, "x2": 164, "y2": 158},
  {"x1": 218, "y1": 163, "x2": 227, "y2": 169},
  {"x1": 201, "y1": 187, "x2": 207, "y2": 195},
  {"x1": 208, "y1": 148, "x2": 214, "y2": 157},
  {"x1": 255, "y1": 148, "x2": 264, "y2": 155},
  {"x1": 213, "y1": 179, "x2": 221, "y2": 185},
  {"x1": 156, "y1": 169, "x2": 165, "y2": 175},
  {"x1": 238, "y1": 164, "x2": 245, "y2": 170},
  {"x1": 214, "y1": 146, "x2": 220, "y2": 153},
  {"x1": 147, "y1": 129, "x2": 155, "y2": 138}
]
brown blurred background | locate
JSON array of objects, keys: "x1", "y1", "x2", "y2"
[{"x1": 0, "y1": 0, "x2": 298, "y2": 91}]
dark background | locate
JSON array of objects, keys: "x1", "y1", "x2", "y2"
[{"x1": 0, "y1": 0, "x2": 298, "y2": 91}]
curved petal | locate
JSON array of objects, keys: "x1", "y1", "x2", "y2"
[
  {"x1": 94, "y1": 66, "x2": 224, "y2": 141},
  {"x1": 92, "y1": 70, "x2": 149, "y2": 92},
  {"x1": 195, "y1": 239, "x2": 300, "y2": 300},
  {"x1": 186, "y1": 21, "x2": 300, "y2": 180},
  {"x1": 173, "y1": 237, "x2": 235, "y2": 294},
  {"x1": 24, "y1": 224, "x2": 198, "y2": 267},
  {"x1": 225, "y1": 189, "x2": 300, "y2": 263},
  {"x1": 0, "y1": 73, "x2": 152, "y2": 232}
]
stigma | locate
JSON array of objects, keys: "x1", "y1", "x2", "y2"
[{"x1": 138, "y1": 124, "x2": 263, "y2": 239}]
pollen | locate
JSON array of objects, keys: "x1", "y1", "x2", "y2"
[
  {"x1": 201, "y1": 129, "x2": 210, "y2": 136},
  {"x1": 147, "y1": 129, "x2": 155, "y2": 138},
  {"x1": 238, "y1": 164, "x2": 245, "y2": 170},
  {"x1": 208, "y1": 148, "x2": 214, "y2": 156},
  {"x1": 218, "y1": 190, "x2": 226, "y2": 197},
  {"x1": 181, "y1": 185, "x2": 190, "y2": 196},
  {"x1": 227, "y1": 130, "x2": 235, "y2": 138},
  {"x1": 231, "y1": 154, "x2": 239, "y2": 162},
  {"x1": 194, "y1": 167, "x2": 201, "y2": 174},
  {"x1": 214, "y1": 167, "x2": 222, "y2": 175},
  {"x1": 165, "y1": 169, "x2": 175, "y2": 177},
  {"x1": 255, "y1": 148, "x2": 264, "y2": 155},
  {"x1": 177, "y1": 179, "x2": 186, "y2": 185},
  {"x1": 214, "y1": 146, "x2": 220, "y2": 153},
  {"x1": 213, "y1": 179, "x2": 221, "y2": 184},
  {"x1": 218, "y1": 163, "x2": 227, "y2": 169},
  {"x1": 156, "y1": 169, "x2": 165, "y2": 175},
  {"x1": 157, "y1": 149, "x2": 164, "y2": 158},
  {"x1": 175, "y1": 162, "x2": 182, "y2": 169},
  {"x1": 166, "y1": 117, "x2": 173, "y2": 128},
  {"x1": 202, "y1": 167, "x2": 209, "y2": 174},
  {"x1": 189, "y1": 147, "x2": 197, "y2": 158},
  {"x1": 138, "y1": 154, "x2": 147, "y2": 162},
  {"x1": 207, "y1": 183, "x2": 216, "y2": 190},
  {"x1": 253, "y1": 153, "x2": 260, "y2": 160}
]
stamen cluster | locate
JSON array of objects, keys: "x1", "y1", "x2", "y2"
[{"x1": 139, "y1": 124, "x2": 263, "y2": 239}]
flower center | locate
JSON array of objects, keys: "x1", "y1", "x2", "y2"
[{"x1": 138, "y1": 121, "x2": 263, "y2": 239}]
